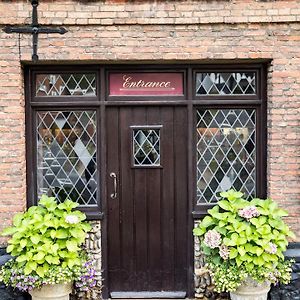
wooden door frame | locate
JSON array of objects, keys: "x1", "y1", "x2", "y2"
[{"x1": 24, "y1": 62, "x2": 267, "y2": 299}]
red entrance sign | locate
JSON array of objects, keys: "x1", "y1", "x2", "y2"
[{"x1": 109, "y1": 72, "x2": 184, "y2": 96}]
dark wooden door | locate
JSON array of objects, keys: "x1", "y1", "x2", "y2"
[{"x1": 107, "y1": 106, "x2": 188, "y2": 298}]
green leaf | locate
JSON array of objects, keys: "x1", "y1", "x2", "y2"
[
  {"x1": 218, "y1": 220, "x2": 227, "y2": 227},
  {"x1": 28, "y1": 261, "x2": 37, "y2": 271},
  {"x1": 201, "y1": 216, "x2": 215, "y2": 228},
  {"x1": 58, "y1": 199, "x2": 78, "y2": 211},
  {"x1": 238, "y1": 246, "x2": 246, "y2": 256},
  {"x1": 33, "y1": 252, "x2": 45, "y2": 261},
  {"x1": 257, "y1": 224, "x2": 271, "y2": 235},
  {"x1": 212, "y1": 256, "x2": 221, "y2": 265},
  {"x1": 215, "y1": 226, "x2": 227, "y2": 235},
  {"x1": 30, "y1": 235, "x2": 41, "y2": 245},
  {"x1": 66, "y1": 240, "x2": 78, "y2": 252},
  {"x1": 236, "y1": 237, "x2": 247, "y2": 245},
  {"x1": 258, "y1": 216, "x2": 267, "y2": 226},
  {"x1": 58, "y1": 250, "x2": 68, "y2": 258},
  {"x1": 254, "y1": 256, "x2": 264, "y2": 266},
  {"x1": 207, "y1": 206, "x2": 219, "y2": 215},
  {"x1": 229, "y1": 248, "x2": 238, "y2": 259},
  {"x1": 193, "y1": 227, "x2": 205, "y2": 236},
  {"x1": 16, "y1": 255, "x2": 28, "y2": 263},
  {"x1": 240, "y1": 254, "x2": 250, "y2": 261},
  {"x1": 287, "y1": 230, "x2": 296, "y2": 239},
  {"x1": 39, "y1": 195, "x2": 57, "y2": 211},
  {"x1": 51, "y1": 243, "x2": 59, "y2": 254},
  {"x1": 6, "y1": 244, "x2": 15, "y2": 253},
  {"x1": 25, "y1": 252, "x2": 33, "y2": 260},
  {"x1": 20, "y1": 239, "x2": 27, "y2": 249},
  {"x1": 13, "y1": 213, "x2": 24, "y2": 227},
  {"x1": 220, "y1": 189, "x2": 243, "y2": 200},
  {"x1": 273, "y1": 208, "x2": 288, "y2": 218},
  {"x1": 50, "y1": 230, "x2": 56, "y2": 239},
  {"x1": 36, "y1": 266, "x2": 45, "y2": 278},
  {"x1": 236, "y1": 257, "x2": 243, "y2": 267},
  {"x1": 262, "y1": 253, "x2": 273, "y2": 262},
  {"x1": 231, "y1": 233, "x2": 239, "y2": 243},
  {"x1": 250, "y1": 218, "x2": 259, "y2": 227},
  {"x1": 24, "y1": 264, "x2": 32, "y2": 275},
  {"x1": 202, "y1": 245, "x2": 212, "y2": 255},
  {"x1": 52, "y1": 256, "x2": 60, "y2": 264},
  {"x1": 246, "y1": 262, "x2": 254, "y2": 271},
  {"x1": 56, "y1": 228, "x2": 68, "y2": 239},
  {"x1": 218, "y1": 200, "x2": 232, "y2": 211},
  {"x1": 1, "y1": 226, "x2": 17, "y2": 236},
  {"x1": 246, "y1": 225, "x2": 252, "y2": 236},
  {"x1": 256, "y1": 247, "x2": 264, "y2": 256},
  {"x1": 45, "y1": 255, "x2": 53, "y2": 264},
  {"x1": 223, "y1": 237, "x2": 236, "y2": 247}
]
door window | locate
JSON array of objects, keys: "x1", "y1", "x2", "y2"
[{"x1": 132, "y1": 126, "x2": 161, "y2": 167}]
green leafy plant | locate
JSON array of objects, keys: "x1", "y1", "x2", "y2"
[
  {"x1": 193, "y1": 189, "x2": 295, "y2": 293},
  {"x1": 0, "y1": 195, "x2": 96, "y2": 292}
]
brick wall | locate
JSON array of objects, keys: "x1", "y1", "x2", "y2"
[{"x1": 0, "y1": 0, "x2": 299, "y2": 245}]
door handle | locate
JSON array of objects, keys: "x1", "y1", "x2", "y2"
[{"x1": 110, "y1": 172, "x2": 117, "y2": 199}]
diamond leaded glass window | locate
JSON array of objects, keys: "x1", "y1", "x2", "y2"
[
  {"x1": 36, "y1": 111, "x2": 97, "y2": 206},
  {"x1": 36, "y1": 73, "x2": 96, "y2": 96},
  {"x1": 133, "y1": 127, "x2": 161, "y2": 166},
  {"x1": 196, "y1": 109, "x2": 256, "y2": 205},
  {"x1": 196, "y1": 72, "x2": 256, "y2": 95}
]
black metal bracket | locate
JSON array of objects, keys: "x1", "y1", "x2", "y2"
[{"x1": 2, "y1": 0, "x2": 67, "y2": 62}]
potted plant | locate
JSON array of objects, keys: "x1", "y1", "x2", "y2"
[
  {"x1": 0, "y1": 195, "x2": 97, "y2": 300},
  {"x1": 193, "y1": 189, "x2": 295, "y2": 300}
]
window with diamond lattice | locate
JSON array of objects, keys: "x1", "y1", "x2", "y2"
[
  {"x1": 133, "y1": 128, "x2": 161, "y2": 167},
  {"x1": 36, "y1": 111, "x2": 97, "y2": 206},
  {"x1": 196, "y1": 72, "x2": 256, "y2": 95},
  {"x1": 196, "y1": 109, "x2": 256, "y2": 205},
  {"x1": 36, "y1": 73, "x2": 96, "y2": 96}
]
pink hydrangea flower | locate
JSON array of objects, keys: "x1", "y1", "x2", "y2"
[
  {"x1": 219, "y1": 244, "x2": 230, "y2": 260},
  {"x1": 266, "y1": 242, "x2": 277, "y2": 254},
  {"x1": 204, "y1": 230, "x2": 221, "y2": 249},
  {"x1": 238, "y1": 206, "x2": 260, "y2": 220}
]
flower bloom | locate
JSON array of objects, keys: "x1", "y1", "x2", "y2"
[
  {"x1": 219, "y1": 244, "x2": 230, "y2": 260},
  {"x1": 238, "y1": 206, "x2": 260, "y2": 220},
  {"x1": 266, "y1": 242, "x2": 277, "y2": 254},
  {"x1": 65, "y1": 214, "x2": 79, "y2": 224},
  {"x1": 204, "y1": 230, "x2": 221, "y2": 249}
]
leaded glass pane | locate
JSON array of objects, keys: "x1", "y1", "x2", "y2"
[
  {"x1": 196, "y1": 109, "x2": 256, "y2": 205},
  {"x1": 133, "y1": 128, "x2": 160, "y2": 166},
  {"x1": 196, "y1": 72, "x2": 256, "y2": 95},
  {"x1": 36, "y1": 111, "x2": 98, "y2": 206},
  {"x1": 36, "y1": 73, "x2": 96, "y2": 96}
]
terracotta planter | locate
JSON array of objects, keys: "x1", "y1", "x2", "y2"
[
  {"x1": 230, "y1": 278, "x2": 270, "y2": 300},
  {"x1": 29, "y1": 282, "x2": 72, "y2": 300}
]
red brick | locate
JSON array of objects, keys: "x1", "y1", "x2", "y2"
[{"x1": 0, "y1": 0, "x2": 299, "y2": 245}]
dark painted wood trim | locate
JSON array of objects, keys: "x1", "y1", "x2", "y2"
[
  {"x1": 100, "y1": 66, "x2": 109, "y2": 299},
  {"x1": 105, "y1": 68, "x2": 187, "y2": 101},
  {"x1": 25, "y1": 63, "x2": 268, "y2": 300},
  {"x1": 186, "y1": 66, "x2": 194, "y2": 298},
  {"x1": 260, "y1": 64, "x2": 268, "y2": 199},
  {"x1": 25, "y1": 67, "x2": 35, "y2": 208},
  {"x1": 192, "y1": 67, "x2": 261, "y2": 101}
]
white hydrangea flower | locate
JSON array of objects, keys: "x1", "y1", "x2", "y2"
[{"x1": 65, "y1": 215, "x2": 79, "y2": 224}]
